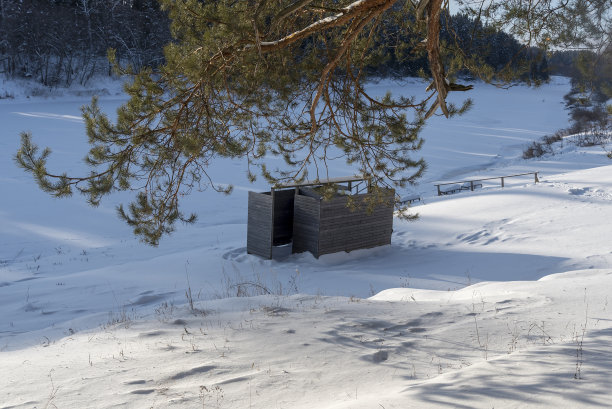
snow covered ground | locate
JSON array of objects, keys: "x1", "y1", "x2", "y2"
[{"x1": 1, "y1": 76, "x2": 611, "y2": 408}]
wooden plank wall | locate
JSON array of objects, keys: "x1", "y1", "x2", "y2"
[
  {"x1": 249, "y1": 187, "x2": 394, "y2": 259},
  {"x1": 292, "y1": 193, "x2": 321, "y2": 257},
  {"x1": 247, "y1": 191, "x2": 273, "y2": 258},
  {"x1": 272, "y1": 189, "x2": 295, "y2": 246},
  {"x1": 317, "y1": 189, "x2": 394, "y2": 257}
]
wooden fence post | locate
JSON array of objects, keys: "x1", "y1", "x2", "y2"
[{"x1": 501, "y1": 177, "x2": 505, "y2": 188}]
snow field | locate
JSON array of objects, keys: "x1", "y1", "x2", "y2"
[
  {"x1": 3, "y1": 268, "x2": 612, "y2": 408},
  {"x1": 1, "y1": 76, "x2": 611, "y2": 408}
]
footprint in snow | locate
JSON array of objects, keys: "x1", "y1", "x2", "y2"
[
  {"x1": 222, "y1": 247, "x2": 247, "y2": 261},
  {"x1": 569, "y1": 187, "x2": 589, "y2": 195},
  {"x1": 130, "y1": 389, "x2": 155, "y2": 395},
  {"x1": 371, "y1": 350, "x2": 388, "y2": 363},
  {"x1": 169, "y1": 365, "x2": 216, "y2": 380},
  {"x1": 124, "y1": 380, "x2": 147, "y2": 385}
]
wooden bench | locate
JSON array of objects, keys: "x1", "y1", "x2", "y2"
[
  {"x1": 439, "y1": 184, "x2": 462, "y2": 195},
  {"x1": 460, "y1": 181, "x2": 483, "y2": 191},
  {"x1": 399, "y1": 194, "x2": 422, "y2": 205}
]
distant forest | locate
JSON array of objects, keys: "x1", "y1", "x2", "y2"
[
  {"x1": 0, "y1": 0, "x2": 560, "y2": 87},
  {"x1": 0, "y1": 0, "x2": 169, "y2": 86}
]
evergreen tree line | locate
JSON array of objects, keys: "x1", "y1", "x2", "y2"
[
  {"x1": 366, "y1": 12, "x2": 550, "y2": 82},
  {"x1": 0, "y1": 0, "x2": 170, "y2": 86},
  {"x1": 0, "y1": 1, "x2": 550, "y2": 87}
]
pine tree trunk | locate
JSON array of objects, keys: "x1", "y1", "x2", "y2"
[{"x1": 425, "y1": 0, "x2": 449, "y2": 118}]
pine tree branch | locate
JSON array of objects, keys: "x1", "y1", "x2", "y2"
[
  {"x1": 258, "y1": 0, "x2": 398, "y2": 52},
  {"x1": 273, "y1": 0, "x2": 315, "y2": 26}
]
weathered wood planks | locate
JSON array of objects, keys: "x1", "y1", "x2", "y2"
[
  {"x1": 247, "y1": 191, "x2": 273, "y2": 258},
  {"x1": 248, "y1": 186, "x2": 394, "y2": 259}
]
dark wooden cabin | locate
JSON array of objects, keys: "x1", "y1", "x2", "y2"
[{"x1": 247, "y1": 176, "x2": 394, "y2": 259}]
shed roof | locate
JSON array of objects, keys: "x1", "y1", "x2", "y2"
[{"x1": 273, "y1": 175, "x2": 366, "y2": 190}]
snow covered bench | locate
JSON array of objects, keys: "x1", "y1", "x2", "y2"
[
  {"x1": 438, "y1": 184, "x2": 462, "y2": 195},
  {"x1": 460, "y1": 181, "x2": 483, "y2": 191},
  {"x1": 399, "y1": 194, "x2": 422, "y2": 205}
]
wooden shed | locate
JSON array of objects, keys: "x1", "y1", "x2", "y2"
[{"x1": 247, "y1": 176, "x2": 395, "y2": 259}]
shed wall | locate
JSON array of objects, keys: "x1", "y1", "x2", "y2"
[
  {"x1": 318, "y1": 189, "x2": 394, "y2": 256},
  {"x1": 292, "y1": 193, "x2": 320, "y2": 257},
  {"x1": 247, "y1": 191, "x2": 273, "y2": 258}
]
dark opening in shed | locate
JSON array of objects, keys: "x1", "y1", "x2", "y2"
[{"x1": 247, "y1": 176, "x2": 395, "y2": 259}]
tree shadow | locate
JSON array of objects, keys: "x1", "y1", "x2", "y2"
[
  {"x1": 312, "y1": 295, "x2": 612, "y2": 408},
  {"x1": 401, "y1": 326, "x2": 612, "y2": 408}
]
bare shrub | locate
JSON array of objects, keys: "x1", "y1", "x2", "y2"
[
  {"x1": 523, "y1": 141, "x2": 548, "y2": 159},
  {"x1": 572, "y1": 125, "x2": 611, "y2": 147},
  {"x1": 523, "y1": 129, "x2": 568, "y2": 159},
  {"x1": 524, "y1": 117, "x2": 610, "y2": 159},
  {"x1": 542, "y1": 131, "x2": 564, "y2": 146},
  {"x1": 569, "y1": 106, "x2": 609, "y2": 134}
]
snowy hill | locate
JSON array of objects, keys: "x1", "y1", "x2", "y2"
[{"x1": 1, "y1": 76, "x2": 611, "y2": 408}]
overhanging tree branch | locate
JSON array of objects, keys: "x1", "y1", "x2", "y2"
[{"x1": 15, "y1": 0, "x2": 609, "y2": 244}]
